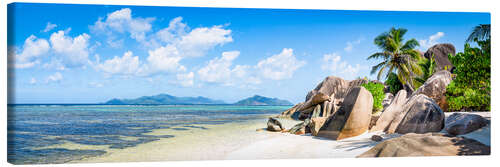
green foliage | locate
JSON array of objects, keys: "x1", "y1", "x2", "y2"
[
  {"x1": 367, "y1": 27, "x2": 422, "y2": 90},
  {"x1": 414, "y1": 54, "x2": 436, "y2": 88},
  {"x1": 445, "y1": 39, "x2": 490, "y2": 111},
  {"x1": 384, "y1": 72, "x2": 403, "y2": 94},
  {"x1": 361, "y1": 82, "x2": 385, "y2": 113}
]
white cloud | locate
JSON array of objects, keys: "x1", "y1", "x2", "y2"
[
  {"x1": 197, "y1": 51, "x2": 239, "y2": 83},
  {"x1": 344, "y1": 38, "x2": 362, "y2": 52},
  {"x1": 46, "y1": 72, "x2": 63, "y2": 83},
  {"x1": 42, "y1": 22, "x2": 57, "y2": 32},
  {"x1": 321, "y1": 53, "x2": 361, "y2": 78},
  {"x1": 49, "y1": 30, "x2": 91, "y2": 68},
  {"x1": 419, "y1": 32, "x2": 445, "y2": 49},
  {"x1": 145, "y1": 45, "x2": 186, "y2": 74},
  {"x1": 176, "y1": 25, "x2": 233, "y2": 57},
  {"x1": 9, "y1": 35, "x2": 50, "y2": 69},
  {"x1": 90, "y1": 8, "x2": 154, "y2": 42},
  {"x1": 197, "y1": 51, "x2": 262, "y2": 87},
  {"x1": 256, "y1": 48, "x2": 306, "y2": 80},
  {"x1": 155, "y1": 16, "x2": 187, "y2": 43},
  {"x1": 97, "y1": 51, "x2": 140, "y2": 76},
  {"x1": 43, "y1": 59, "x2": 66, "y2": 71},
  {"x1": 176, "y1": 72, "x2": 194, "y2": 87}
]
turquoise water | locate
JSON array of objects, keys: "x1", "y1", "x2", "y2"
[{"x1": 7, "y1": 104, "x2": 290, "y2": 164}]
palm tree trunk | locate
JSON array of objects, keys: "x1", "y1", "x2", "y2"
[{"x1": 404, "y1": 83, "x2": 414, "y2": 95}]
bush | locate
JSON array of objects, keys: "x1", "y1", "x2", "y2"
[
  {"x1": 361, "y1": 82, "x2": 385, "y2": 113},
  {"x1": 446, "y1": 40, "x2": 490, "y2": 111},
  {"x1": 384, "y1": 72, "x2": 403, "y2": 94}
]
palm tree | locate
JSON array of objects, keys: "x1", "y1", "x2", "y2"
[
  {"x1": 466, "y1": 24, "x2": 490, "y2": 43},
  {"x1": 414, "y1": 54, "x2": 436, "y2": 88},
  {"x1": 367, "y1": 27, "x2": 422, "y2": 91}
]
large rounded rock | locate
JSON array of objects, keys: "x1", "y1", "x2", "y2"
[
  {"x1": 445, "y1": 113, "x2": 489, "y2": 136},
  {"x1": 424, "y1": 43, "x2": 455, "y2": 71},
  {"x1": 267, "y1": 117, "x2": 284, "y2": 132},
  {"x1": 306, "y1": 76, "x2": 349, "y2": 102},
  {"x1": 412, "y1": 70, "x2": 452, "y2": 111},
  {"x1": 386, "y1": 94, "x2": 445, "y2": 134},
  {"x1": 309, "y1": 117, "x2": 328, "y2": 136},
  {"x1": 370, "y1": 90, "x2": 407, "y2": 132},
  {"x1": 358, "y1": 133, "x2": 490, "y2": 157},
  {"x1": 297, "y1": 92, "x2": 330, "y2": 112},
  {"x1": 317, "y1": 86, "x2": 373, "y2": 140}
]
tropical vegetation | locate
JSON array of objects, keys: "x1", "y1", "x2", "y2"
[
  {"x1": 384, "y1": 72, "x2": 403, "y2": 94},
  {"x1": 446, "y1": 39, "x2": 490, "y2": 111},
  {"x1": 367, "y1": 27, "x2": 422, "y2": 92},
  {"x1": 361, "y1": 82, "x2": 385, "y2": 114},
  {"x1": 413, "y1": 54, "x2": 436, "y2": 88}
]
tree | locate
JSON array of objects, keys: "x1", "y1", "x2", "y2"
[
  {"x1": 466, "y1": 24, "x2": 490, "y2": 43},
  {"x1": 368, "y1": 27, "x2": 422, "y2": 91},
  {"x1": 446, "y1": 40, "x2": 490, "y2": 111},
  {"x1": 414, "y1": 54, "x2": 436, "y2": 88}
]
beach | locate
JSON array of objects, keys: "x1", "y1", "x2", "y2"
[
  {"x1": 72, "y1": 112, "x2": 490, "y2": 163},
  {"x1": 74, "y1": 117, "x2": 391, "y2": 163}
]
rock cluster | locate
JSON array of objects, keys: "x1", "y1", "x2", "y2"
[{"x1": 358, "y1": 133, "x2": 490, "y2": 157}]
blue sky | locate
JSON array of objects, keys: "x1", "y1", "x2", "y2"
[{"x1": 7, "y1": 3, "x2": 490, "y2": 104}]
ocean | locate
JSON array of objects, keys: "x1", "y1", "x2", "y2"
[{"x1": 7, "y1": 104, "x2": 290, "y2": 164}]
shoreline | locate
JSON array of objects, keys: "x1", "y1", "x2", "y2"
[{"x1": 73, "y1": 112, "x2": 490, "y2": 163}]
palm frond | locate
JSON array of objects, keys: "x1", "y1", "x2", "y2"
[
  {"x1": 401, "y1": 39, "x2": 420, "y2": 51},
  {"x1": 466, "y1": 24, "x2": 491, "y2": 43}
]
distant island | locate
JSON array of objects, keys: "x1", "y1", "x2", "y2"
[
  {"x1": 233, "y1": 95, "x2": 293, "y2": 106},
  {"x1": 104, "y1": 94, "x2": 225, "y2": 105},
  {"x1": 104, "y1": 94, "x2": 293, "y2": 106}
]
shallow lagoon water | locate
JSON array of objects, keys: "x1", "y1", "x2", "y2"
[{"x1": 7, "y1": 104, "x2": 290, "y2": 164}]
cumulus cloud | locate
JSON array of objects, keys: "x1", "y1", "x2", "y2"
[
  {"x1": 197, "y1": 51, "x2": 239, "y2": 83},
  {"x1": 256, "y1": 48, "x2": 306, "y2": 80},
  {"x1": 46, "y1": 72, "x2": 63, "y2": 83},
  {"x1": 155, "y1": 16, "x2": 188, "y2": 43},
  {"x1": 49, "y1": 30, "x2": 91, "y2": 68},
  {"x1": 176, "y1": 72, "x2": 194, "y2": 87},
  {"x1": 97, "y1": 51, "x2": 140, "y2": 76},
  {"x1": 176, "y1": 25, "x2": 233, "y2": 57},
  {"x1": 197, "y1": 51, "x2": 262, "y2": 87},
  {"x1": 321, "y1": 53, "x2": 361, "y2": 77},
  {"x1": 344, "y1": 38, "x2": 362, "y2": 52},
  {"x1": 8, "y1": 35, "x2": 50, "y2": 69},
  {"x1": 145, "y1": 45, "x2": 186, "y2": 74},
  {"x1": 419, "y1": 32, "x2": 445, "y2": 49},
  {"x1": 90, "y1": 8, "x2": 154, "y2": 42},
  {"x1": 96, "y1": 48, "x2": 185, "y2": 77},
  {"x1": 42, "y1": 22, "x2": 57, "y2": 32}
]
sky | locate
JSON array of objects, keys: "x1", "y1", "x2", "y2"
[{"x1": 7, "y1": 3, "x2": 490, "y2": 104}]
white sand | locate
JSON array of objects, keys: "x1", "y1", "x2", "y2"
[{"x1": 73, "y1": 112, "x2": 490, "y2": 163}]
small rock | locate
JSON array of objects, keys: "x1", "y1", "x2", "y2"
[
  {"x1": 371, "y1": 135, "x2": 383, "y2": 142},
  {"x1": 289, "y1": 119, "x2": 311, "y2": 135},
  {"x1": 266, "y1": 117, "x2": 284, "y2": 132}
]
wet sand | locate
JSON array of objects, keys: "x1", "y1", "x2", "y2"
[{"x1": 73, "y1": 112, "x2": 490, "y2": 163}]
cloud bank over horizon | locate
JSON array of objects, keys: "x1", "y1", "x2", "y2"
[{"x1": 8, "y1": 4, "x2": 489, "y2": 103}]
